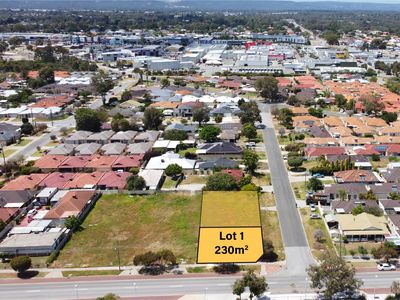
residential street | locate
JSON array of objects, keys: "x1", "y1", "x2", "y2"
[{"x1": 258, "y1": 103, "x2": 315, "y2": 276}]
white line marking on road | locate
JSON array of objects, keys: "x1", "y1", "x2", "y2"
[
  {"x1": 216, "y1": 283, "x2": 230, "y2": 286},
  {"x1": 169, "y1": 285, "x2": 183, "y2": 288},
  {"x1": 26, "y1": 290, "x2": 41, "y2": 293}
]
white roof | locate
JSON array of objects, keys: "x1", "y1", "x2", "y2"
[
  {"x1": 37, "y1": 187, "x2": 58, "y2": 198},
  {"x1": 145, "y1": 152, "x2": 196, "y2": 170},
  {"x1": 138, "y1": 169, "x2": 164, "y2": 190},
  {"x1": 4, "y1": 202, "x2": 24, "y2": 208}
]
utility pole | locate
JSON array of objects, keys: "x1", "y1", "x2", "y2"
[
  {"x1": 115, "y1": 241, "x2": 121, "y2": 271},
  {"x1": 0, "y1": 146, "x2": 6, "y2": 174}
]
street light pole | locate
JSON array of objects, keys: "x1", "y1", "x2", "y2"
[
  {"x1": 305, "y1": 277, "x2": 308, "y2": 300},
  {"x1": 204, "y1": 287, "x2": 208, "y2": 300},
  {"x1": 74, "y1": 284, "x2": 79, "y2": 300},
  {"x1": 115, "y1": 241, "x2": 121, "y2": 271}
]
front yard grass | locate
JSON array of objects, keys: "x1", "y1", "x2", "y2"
[
  {"x1": 54, "y1": 193, "x2": 201, "y2": 267},
  {"x1": 181, "y1": 175, "x2": 207, "y2": 185},
  {"x1": 335, "y1": 241, "x2": 381, "y2": 257},
  {"x1": 300, "y1": 208, "x2": 334, "y2": 260},
  {"x1": 261, "y1": 211, "x2": 285, "y2": 261},
  {"x1": 62, "y1": 270, "x2": 121, "y2": 277},
  {"x1": 291, "y1": 182, "x2": 307, "y2": 200},
  {"x1": 162, "y1": 177, "x2": 178, "y2": 189}
]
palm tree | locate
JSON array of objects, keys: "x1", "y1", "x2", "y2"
[{"x1": 338, "y1": 189, "x2": 347, "y2": 201}]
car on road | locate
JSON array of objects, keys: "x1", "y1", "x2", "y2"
[
  {"x1": 310, "y1": 204, "x2": 317, "y2": 212},
  {"x1": 310, "y1": 213, "x2": 321, "y2": 219},
  {"x1": 256, "y1": 124, "x2": 266, "y2": 129},
  {"x1": 312, "y1": 173, "x2": 325, "y2": 178},
  {"x1": 377, "y1": 263, "x2": 396, "y2": 271}
]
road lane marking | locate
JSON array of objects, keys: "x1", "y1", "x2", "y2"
[
  {"x1": 169, "y1": 285, "x2": 183, "y2": 288},
  {"x1": 26, "y1": 290, "x2": 41, "y2": 293}
]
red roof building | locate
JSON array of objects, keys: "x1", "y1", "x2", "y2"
[
  {"x1": 97, "y1": 171, "x2": 131, "y2": 190},
  {"x1": 34, "y1": 155, "x2": 67, "y2": 172},
  {"x1": 305, "y1": 147, "x2": 346, "y2": 158},
  {"x1": 2, "y1": 174, "x2": 48, "y2": 191},
  {"x1": 85, "y1": 155, "x2": 118, "y2": 172},
  {"x1": 38, "y1": 172, "x2": 76, "y2": 189},
  {"x1": 63, "y1": 172, "x2": 105, "y2": 189},
  {"x1": 59, "y1": 156, "x2": 91, "y2": 172},
  {"x1": 222, "y1": 169, "x2": 244, "y2": 183},
  {"x1": 112, "y1": 155, "x2": 143, "y2": 171}
]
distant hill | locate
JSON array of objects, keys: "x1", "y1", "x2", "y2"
[{"x1": 0, "y1": 0, "x2": 399, "y2": 12}]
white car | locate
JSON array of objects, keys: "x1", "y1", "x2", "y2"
[
  {"x1": 310, "y1": 204, "x2": 317, "y2": 212},
  {"x1": 377, "y1": 263, "x2": 396, "y2": 271}
]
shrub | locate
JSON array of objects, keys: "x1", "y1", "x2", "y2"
[
  {"x1": 10, "y1": 256, "x2": 31, "y2": 273},
  {"x1": 165, "y1": 164, "x2": 183, "y2": 178}
]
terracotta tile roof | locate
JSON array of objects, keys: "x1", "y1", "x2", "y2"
[
  {"x1": 354, "y1": 145, "x2": 380, "y2": 156},
  {"x1": 334, "y1": 170, "x2": 380, "y2": 183},
  {"x1": 38, "y1": 172, "x2": 76, "y2": 189},
  {"x1": 85, "y1": 155, "x2": 118, "y2": 170},
  {"x1": 97, "y1": 171, "x2": 130, "y2": 189},
  {"x1": 323, "y1": 116, "x2": 343, "y2": 127},
  {"x1": 31, "y1": 94, "x2": 73, "y2": 108},
  {"x1": 59, "y1": 156, "x2": 91, "y2": 169},
  {"x1": 54, "y1": 71, "x2": 70, "y2": 78},
  {"x1": 222, "y1": 169, "x2": 244, "y2": 183},
  {"x1": 27, "y1": 71, "x2": 39, "y2": 79},
  {"x1": 374, "y1": 136, "x2": 400, "y2": 144},
  {"x1": 44, "y1": 190, "x2": 96, "y2": 219},
  {"x1": 330, "y1": 126, "x2": 353, "y2": 137},
  {"x1": 386, "y1": 144, "x2": 400, "y2": 155},
  {"x1": 363, "y1": 117, "x2": 387, "y2": 127},
  {"x1": 0, "y1": 207, "x2": 18, "y2": 222},
  {"x1": 112, "y1": 155, "x2": 143, "y2": 169},
  {"x1": 34, "y1": 155, "x2": 67, "y2": 170},
  {"x1": 343, "y1": 116, "x2": 364, "y2": 128},
  {"x1": 304, "y1": 137, "x2": 338, "y2": 146},
  {"x1": 341, "y1": 136, "x2": 374, "y2": 145},
  {"x1": 305, "y1": 146, "x2": 346, "y2": 157},
  {"x1": 380, "y1": 126, "x2": 400, "y2": 135},
  {"x1": 291, "y1": 107, "x2": 308, "y2": 115},
  {"x1": 63, "y1": 172, "x2": 105, "y2": 189},
  {"x1": 2, "y1": 174, "x2": 48, "y2": 190},
  {"x1": 149, "y1": 101, "x2": 179, "y2": 109}
]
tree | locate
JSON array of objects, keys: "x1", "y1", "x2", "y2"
[
  {"x1": 314, "y1": 229, "x2": 324, "y2": 243},
  {"x1": 160, "y1": 78, "x2": 170, "y2": 88},
  {"x1": 204, "y1": 173, "x2": 239, "y2": 191},
  {"x1": 127, "y1": 175, "x2": 146, "y2": 190},
  {"x1": 165, "y1": 164, "x2": 183, "y2": 178},
  {"x1": 243, "y1": 149, "x2": 259, "y2": 174},
  {"x1": 391, "y1": 281, "x2": 400, "y2": 298},
  {"x1": 38, "y1": 66, "x2": 55, "y2": 84},
  {"x1": 322, "y1": 30, "x2": 340, "y2": 45},
  {"x1": 307, "y1": 177, "x2": 323, "y2": 192},
  {"x1": 380, "y1": 111, "x2": 398, "y2": 124},
  {"x1": 0, "y1": 41, "x2": 7, "y2": 54},
  {"x1": 111, "y1": 115, "x2": 130, "y2": 132},
  {"x1": 361, "y1": 95, "x2": 385, "y2": 116},
  {"x1": 75, "y1": 108, "x2": 102, "y2": 132},
  {"x1": 374, "y1": 242, "x2": 398, "y2": 262},
  {"x1": 143, "y1": 107, "x2": 163, "y2": 130},
  {"x1": 307, "y1": 252, "x2": 362, "y2": 299},
  {"x1": 64, "y1": 215, "x2": 81, "y2": 230},
  {"x1": 96, "y1": 294, "x2": 120, "y2": 300},
  {"x1": 120, "y1": 90, "x2": 131, "y2": 102},
  {"x1": 20, "y1": 122, "x2": 34, "y2": 135},
  {"x1": 308, "y1": 107, "x2": 324, "y2": 118},
  {"x1": 352, "y1": 204, "x2": 364, "y2": 216},
  {"x1": 0, "y1": 220, "x2": 5, "y2": 232},
  {"x1": 199, "y1": 125, "x2": 221, "y2": 143},
  {"x1": 242, "y1": 123, "x2": 257, "y2": 140},
  {"x1": 232, "y1": 279, "x2": 246, "y2": 300},
  {"x1": 239, "y1": 101, "x2": 261, "y2": 125},
  {"x1": 277, "y1": 108, "x2": 293, "y2": 129},
  {"x1": 163, "y1": 129, "x2": 187, "y2": 141},
  {"x1": 334, "y1": 94, "x2": 347, "y2": 109},
  {"x1": 244, "y1": 271, "x2": 268, "y2": 299},
  {"x1": 255, "y1": 76, "x2": 278, "y2": 102},
  {"x1": 10, "y1": 256, "x2": 32, "y2": 274},
  {"x1": 338, "y1": 189, "x2": 347, "y2": 201},
  {"x1": 215, "y1": 115, "x2": 223, "y2": 123},
  {"x1": 288, "y1": 155, "x2": 303, "y2": 171},
  {"x1": 262, "y1": 239, "x2": 278, "y2": 262},
  {"x1": 91, "y1": 70, "x2": 114, "y2": 105},
  {"x1": 192, "y1": 108, "x2": 209, "y2": 127}
]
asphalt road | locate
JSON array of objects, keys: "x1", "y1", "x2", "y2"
[
  {"x1": 258, "y1": 103, "x2": 315, "y2": 276},
  {"x1": 0, "y1": 271, "x2": 397, "y2": 300}
]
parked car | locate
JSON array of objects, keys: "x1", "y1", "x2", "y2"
[
  {"x1": 377, "y1": 263, "x2": 396, "y2": 271},
  {"x1": 312, "y1": 173, "x2": 325, "y2": 178},
  {"x1": 27, "y1": 209, "x2": 37, "y2": 216},
  {"x1": 310, "y1": 204, "x2": 317, "y2": 212},
  {"x1": 256, "y1": 124, "x2": 266, "y2": 129},
  {"x1": 310, "y1": 213, "x2": 321, "y2": 219},
  {"x1": 246, "y1": 142, "x2": 256, "y2": 148}
]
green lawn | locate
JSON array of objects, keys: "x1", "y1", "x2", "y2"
[
  {"x1": 178, "y1": 147, "x2": 197, "y2": 157},
  {"x1": 300, "y1": 208, "x2": 334, "y2": 260},
  {"x1": 163, "y1": 177, "x2": 178, "y2": 188},
  {"x1": 201, "y1": 191, "x2": 261, "y2": 227},
  {"x1": 15, "y1": 139, "x2": 32, "y2": 147},
  {"x1": 31, "y1": 150, "x2": 43, "y2": 157},
  {"x1": 62, "y1": 270, "x2": 121, "y2": 277},
  {"x1": 181, "y1": 175, "x2": 207, "y2": 185},
  {"x1": 54, "y1": 193, "x2": 201, "y2": 267},
  {"x1": 3, "y1": 149, "x2": 15, "y2": 157}
]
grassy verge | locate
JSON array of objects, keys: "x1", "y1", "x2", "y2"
[
  {"x1": 3, "y1": 149, "x2": 16, "y2": 157},
  {"x1": 187, "y1": 266, "x2": 210, "y2": 273},
  {"x1": 15, "y1": 139, "x2": 32, "y2": 147},
  {"x1": 0, "y1": 272, "x2": 47, "y2": 279},
  {"x1": 291, "y1": 182, "x2": 307, "y2": 200},
  {"x1": 54, "y1": 193, "x2": 201, "y2": 267},
  {"x1": 300, "y1": 208, "x2": 334, "y2": 260},
  {"x1": 46, "y1": 141, "x2": 59, "y2": 147},
  {"x1": 62, "y1": 270, "x2": 121, "y2": 277},
  {"x1": 252, "y1": 173, "x2": 271, "y2": 186},
  {"x1": 261, "y1": 211, "x2": 285, "y2": 261},
  {"x1": 259, "y1": 192, "x2": 275, "y2": 207}
]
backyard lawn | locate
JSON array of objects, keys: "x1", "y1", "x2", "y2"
[
  {"x1": 180, "y1": 175, "x2": 207, "y2": 185},
  {"x1": 54, "y1": 193, "x2": 201, "y2": 267}
]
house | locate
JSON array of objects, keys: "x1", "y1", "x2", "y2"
[
  {"x1": 331, "y1": 199, "x2": 381, "y2": 214},
  {"x1": 85, "y1": 155, "x2": 118, "y2": 172},
  {"x1": 47, "y1": 144, "x2": 75, "y2": 156},
  {"x1": 97, "y1": 171, "x2": 130, "y2": 190},
  {"x1": 380, "y1": 126, "x2": 400, "y2": 137},
  {"x1": 313, "y1": 183, "x2": 368, "y2": 204},
  {"x1": 64, "y1": 131, "x2": 92, "y2": 145},
  {"x1": 0, "y1": 123, "x2": 21, "y2": 145},
  {"x1": 110, "y1": 131, "x2": 138, "y2": 144},
  {"x1": 0, "y1": 229, "x2": 68, "y2": 255},
  {"x1": 44, "y1": 190, "x2": 98, "y2": 222},
  {"x1": 335, "y1": 212, "x2": 389, "y2": 242},
  {"x1": 196, "y1": 142, "x2": 242, "y2": 160},
  {"x1": 334, "y1": 170, "x2": 383, "y2": 184},
  {"x1": 0, "y1": 190, "x2": 35, "y2": 223},
  {"x1": 219, "y1": 130, "x2": 239, "y2": 143},
  {"x1": 152, "y1": 140, "x2": 181, "y2": 152},
  {"x1": 138, "y1": 169, "x2": 164, "y2": 191},
  {"x1": 305, "y1": 147, "x2": 346, "y2": 159},
  {"x1": 330, "y1": 126, "x2": 353, "y2": 138},
  {"x1": 211, "y1": 104, "x2": 241, "y2": 117},
  {"x1": 146, "y1": 152, "x2": 196, "y2": 174},
  {"x1": 126, "y1": 142, "x2": 153, "y2": 155},
  {"x1": 2, "y1": 174, "x2": 48, "y2": 191},
  {"x1": 387, "y1": 215, "x2": 400, "y2": 238},
  {"x1": 134, "y1": 131, "x2": 160, "y2": 143},
  {"x1": 370, "y1": 183, "x2": 400, "y2": 200},
  {"x1": 35, "y1": 187, "x2": 58, "y2": 205},
  {"x1": 196, "y1": 158, "x2": 238, "y2": 170},
  {"x1": 382, "y1": 168, "x2": 400, "y2": 183},
  {"x1": 304, "y1": 137, "x2": 338, "y2": 147},
  {"x1": 386, "y1": 144, "x2": 400, "y2": 156},
  {"x1": 176, "y1": 101, "x2": 204, "y2": 117},
  {"x1": 74, "y1": 143, "x2": 101, "y2": 156},
  {"x1": 34, "y1": 155, "x2": 67, "y2": 172},
  {"x1": 112, "y1": 155, "x2": 143, "y2": 171},
  {"x1": 222, "y1": 169, "x2": 244, "y2": 183},
  {"x1": 38, "y1": 172, "x2": 76, "y2": 189},
  {"x1": 291, "y1": 107, "x2": 309, "y2": 116},
  {"x1": 165, "y1": 123, "x2": 197, "y2": 133},
  {"x1": 100, "y1": 143, "x2": 126, "y2": 155},
  {"x1": 379, "y1": 200, "x2": 400, "y2": 215},
  {"x1": 309, "y1": 126, "x2": 331, "y2": 138},
  {"x1": 87, "y1": 131, "x2": 114, "y2": 145},
  {"x1": 340, "y1": 137, "x2": 374, "y2": 147},
  {"x1": 63, "y1": 172, "x2": 104, "y2": 189},
  {"x1": 58, "y1": 156, "x2": 91, "y2": 172}
]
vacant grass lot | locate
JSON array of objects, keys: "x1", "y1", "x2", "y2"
[
  {"x1": 261, "y1": 211, "x2": 285, "y2": 260},
  {"x1": 291, "y1": 182, "x2": 307, "y2": 200},
  {"x1": 54, "y1": 193, "x2": 201, "y2": 267},
  {"x1": 201, "y1": 191, "x2": 261, "y2": 227}
]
